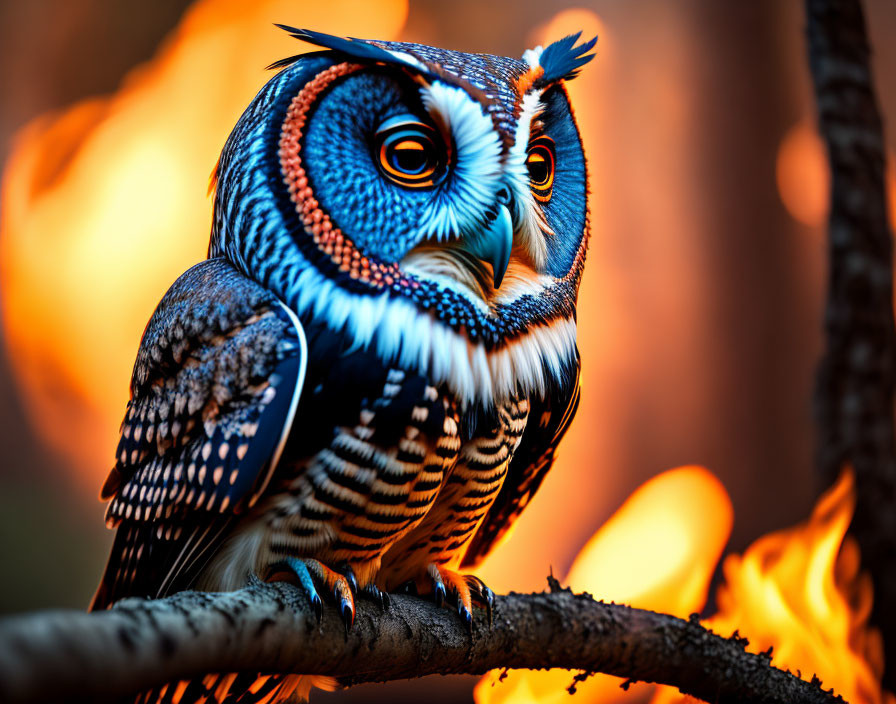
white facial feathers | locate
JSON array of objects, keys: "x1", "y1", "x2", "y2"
[
  {"x1": 414, "y1": 79, "x2": 553, "y2": 274},
  {"x1": 363, "y1": 289, "x2": 576, "y2": 406},
  {"x1": 417, "y1": 80, "x2": 503, "y2": 241},
  {"x1": 506, "y1": 89, "x2": 551, "y2": 270},
  {"x1": 522, "y1": 46, "x2": 544, "y2": 68},
  {"x1": 282, "y1": 254, "x2": 576, "y2": 407}
]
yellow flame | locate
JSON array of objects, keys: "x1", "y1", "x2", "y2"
[
  {"x1": 476, "y1": 466, "x2": 733, "y2": 704},
  {"x1": 479, "y1": 465, "x2": 888, "y2": 704},
  {"x1": 0, "y1": 0, "x2": 408, "y2": 492},
  {"x1": 4, "y1": 7, "x2": 889, "y2": 701},
  {"x1": 675, "y1": 469, "x2": 886, "y2": 704}
]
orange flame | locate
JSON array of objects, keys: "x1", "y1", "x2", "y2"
[
  {"x1": 2, "y1": 6, "x2": 889, "y2": 701},
  {"x1": 475, "y1": 466, "x2": 734, "y2": 704},
  {"x1": 689, "y1": 469, "x2": 886, "y2": 704},
  {"x1": 478, "y1": 467, "x2": 889, "y2": 704},
  {"x1": 0, "y1": 0, "x2": 408, "y2": 493}
]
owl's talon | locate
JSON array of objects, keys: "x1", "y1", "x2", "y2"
[
  {"x1": 483, "y1": 587, "x2": 495, "y2": 626},
  {"x1": 433, "y1": 581, "x2": 446, "y2": 607},
  {"x1": 428, "y1": 563, "x2": 447, "y2": 607},
  {"x1": 339, "y1": 599, "x2": 355, "y2": 634},
  {"x1": 411, "y1": 564, "x2": 492, "y2": 630},
  {"x1": 311, "y1": 592, "x2": 323, "y2": 624},
  {"x1": 465, "y1": 575, "x2": 496, "y2": 627},
  {"x1": 457, "y1": 600, "x2": 473, "y2": 634},
  {"x1": 270, "y1": 557, "x2": 356, "y2": 629},
  {"x1": 331, "y1": 577, "x2": 355, "y2": 631},
  {"x1": 361, "y1": 583, "x2": 387, "y2": 611},
  {"x1": 339, "y1": 564, "x2": 359, "y2": 596},
  {"x1": 271, "y1": 557, "x2": 323, "y2": 622}
]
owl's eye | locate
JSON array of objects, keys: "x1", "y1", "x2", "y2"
[
  {"x1": 526, "y1": 136, "x2": 555, "y2": 203},
  {"x1": 375, "y1": 115, "x2": 444, "y2": 188}
]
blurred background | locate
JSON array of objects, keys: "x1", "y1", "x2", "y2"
[{"x1": 1, "y1": 1, "x2": 895, "y2": 701}]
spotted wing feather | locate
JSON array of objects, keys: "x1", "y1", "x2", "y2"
[{"x1": 91, "y1": 258, "x2": 306, "y2": 610}]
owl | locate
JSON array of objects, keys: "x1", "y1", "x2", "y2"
[{"x1": 91, "y1": 27, "x2": 594, "y2": 703}]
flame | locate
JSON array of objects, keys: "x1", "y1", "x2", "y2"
[
  {"x1": 478, "y1": 467, "x2": 889, "y2": 704},
  {"x1": 0, "y1": 0, "x2": 408, "y2": 492},
  {"x1": 681, "y1": 469, "x2": 886, "y2": 704},
  {"x1": 3, "y1": 7, "x2": 889, "y2": 700},
  {"x1": 475, "y1": 466, "x2": 734, "y2": 704}
]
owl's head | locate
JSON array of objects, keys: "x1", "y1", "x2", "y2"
[{"x1": 210, "y1": 28, "x2": 595, "y2": 405}]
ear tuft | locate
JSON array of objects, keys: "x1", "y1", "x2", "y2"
[
  {"x1": 533, "y1": 32, "x2": 597, "y2": 87},
  {"x1": 268, "y1": 26, "x2": 437, "y2": 78},
  {"x1": 274, "y1": 25, "x2": 399, "y2": 63}
]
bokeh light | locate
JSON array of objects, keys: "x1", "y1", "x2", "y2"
[{"x1": 0, "y1": 0, "x2": 408, "y2": 494}]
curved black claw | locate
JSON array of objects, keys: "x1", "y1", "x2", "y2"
[
  {"x1": 427, "y1": 564, "x2": 448, "y2": 607},
  {"x1": 311, "y1": 592, "x2": 323, "y2": 624},
  {"x1": 339, "y1": 598, "x2": 354, "y2": 636},
  {"x1": 339, "y1": 564, "x2": 359, "y2": 596},
  {"x1": 361, "y1": 583, "x2": 389, "y2": 611},
  {"x1": 397, "y1": 580, "x2": 418, "y2": 596},
  {"x1": 482, "y1": 586, "x2": 495, "y2": 626},
  {"x1": 273, "y1": 557, "x2": 323, "y2": 625},
  {"x1": 455, "y1": 597, "x2": 473, "y2": 634},
  {"x1": 466, "y1": 575, "x2": 496, "y2": 627},
  {"x1": 433, "y1": 582, "x2": 447, "y2": 608},
  {"x1": 331, "y1": 582, "x2": 355, "y2": 635}
]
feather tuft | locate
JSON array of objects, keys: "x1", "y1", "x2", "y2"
[
  {"x1": 534, "y1": 32, "x2": 598, "y2": 87},
  {"x1": 269, "y1": 25, "x2": 437, "y2": 78}
]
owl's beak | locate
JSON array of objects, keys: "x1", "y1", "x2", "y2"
[{"x1": 467, "y1": 203, "x2": 513, "y2": 289}]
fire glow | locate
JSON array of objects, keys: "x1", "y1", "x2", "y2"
[
  {"x1": 0, "y1": 1, "x2": 889, "y2": 702},
  {"x1": 476, "y1": 468, "x2": 888, "y2": 704},
  {"x1": 776, "y1": 120, "x2": 896, "y2": 230},
  {"x1": 0, "y1": 0, "x2": 409, "y2": 492}
]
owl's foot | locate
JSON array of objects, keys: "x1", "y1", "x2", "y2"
[
  {"x1": 361, "y1": 582, "x2": 391, "y2": 611},
  {"x1": 466, "y1": 574, "x2": 496, "y2": 626},
  {"x1": 269, "y1": 557, "x2": 356, "y2": 633},
  {"x1": 415, "y1": 564, "x2": 495, "y2": 631}
]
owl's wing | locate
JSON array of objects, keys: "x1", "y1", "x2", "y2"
[
  {"x1": 90, "y1": 258, "x2": 306, "y2": 610},
  {"x1": 461, "y1": 353, "x2": 581, "y2": 569}
]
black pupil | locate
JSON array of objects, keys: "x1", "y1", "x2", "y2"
[
  {"x1": 528, "y1": 149, "x2": 551, "y2": 185},
  {"x1": 391, "y1": 142, "x2": 429, "y2": 175}
]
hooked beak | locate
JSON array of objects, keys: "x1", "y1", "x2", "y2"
[{"x1": 467, "y1": 204, "x2": 513, "y2": 289}]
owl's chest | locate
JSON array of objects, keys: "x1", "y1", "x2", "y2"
[
  {"x1": 377, "y1": 394, "x2": 530, "y2": 581},
  {"x1": 255, "y1": 336, "x2": 529, "y2": 573}
]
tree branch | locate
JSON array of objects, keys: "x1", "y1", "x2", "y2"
[
  {"x1": 0, "y1": 579, "x2": 844, "y2": 704},
  {"x1": 806, "y1": 0, "x2": 896, "y2": 685}
]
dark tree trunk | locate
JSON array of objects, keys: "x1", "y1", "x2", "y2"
[{"x1": 807, "y1": 0, "x2": 896, "y2": 686}]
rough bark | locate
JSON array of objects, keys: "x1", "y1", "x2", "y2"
[
  {"x1": 806, "y1": 0, "x2": 896, "y2": 685},
  {"x1": 0, "y1": 579, "x2": 845, "y2": 704}
]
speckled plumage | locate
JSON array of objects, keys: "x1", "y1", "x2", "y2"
[{"x1": 93, "y1": 27, "x2": 595, "y2": 704}]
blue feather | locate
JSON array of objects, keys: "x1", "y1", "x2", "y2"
[
  {"x1": 273, "y1": 25, "x2": 404, "y2": 65},
  {"x1": 535, "y1": 32, "x2": 598, "y2": 87},
  {"x1": 270, "y1": 26, "x2": 444, "y2": 82}
]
